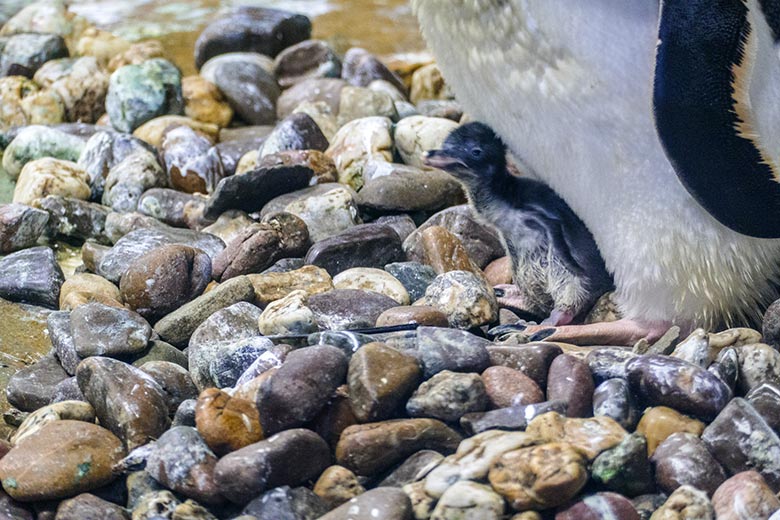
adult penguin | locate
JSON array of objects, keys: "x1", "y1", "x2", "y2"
[{"x1": 413, "y1": 0, "x2": 780, "y2": 344}]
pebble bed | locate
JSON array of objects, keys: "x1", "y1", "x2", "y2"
[{"x1": 1, "y1": 1, "x2": 780, "y2": 519}]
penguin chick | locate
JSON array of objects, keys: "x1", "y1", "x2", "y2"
[{"x1": 426, "y1": 122, "x2": 613, "y2": 325}]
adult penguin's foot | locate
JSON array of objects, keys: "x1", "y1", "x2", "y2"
[{"x1": 521, "y1": 319, "x2": 672, "y2": 347}]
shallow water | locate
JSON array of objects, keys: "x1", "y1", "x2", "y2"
[{"x1": 0, "y1": 0, "x2": 425, "y2": 202}]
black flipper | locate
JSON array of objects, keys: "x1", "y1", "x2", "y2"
[{"x1": 655, "y1": 0, "x2": 780, "y2": 238}]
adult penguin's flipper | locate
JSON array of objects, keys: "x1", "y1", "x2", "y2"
[{"x1": 654, "y1": 0, "x2": 780, "y2": 238}]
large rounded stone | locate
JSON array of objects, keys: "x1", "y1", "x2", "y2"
[
  {"x1": 406, "y1": 370, "x2": 490, "y2": 422},
  {"x1": 305, "y1": 222, "x2": 404, "y2": 277},
  {"x1": 336, "y1": 419, "x2": 462, "y2": 476},
  {"x1": 196, "y1": 388, "x2": 263, "y2": 455},
  {"x1": 526, "y1": 412, "x2": 627, "y2": 461},
  {"x1": 0, "y1": 421, "x2": 124, "y2": 502},
  {"x1": 77, "y1": 357, "x2": 169, "y2": 450},
  {"x1": 106, "y1": 59, "x2": 183, "y2": 133},
  {"x1": 145, "y1": 426, "x2": 222, "y2": 504},
  {"x1": 33, "y1": 57, "x2": 109, "y2": 123},
  {"x1": 194, "y1": 7, "x2": 311, "y2": 68},
  {"x1": 274, "y1": 39, "x2": 341, "y2": 88},
  {"x1": 161, "y1": 125, "x2": 224, "y2": 194},
  {"x1": 424, "y1": 271, "x2": 498, "y2": 329},
  {"x1": 651, "y1": 432, "x2": 727, "y2": 496},
  {"x1": 13, "y1": 158, "x2": 90, "y2": 205},
  {"x1": 214, "y1": 428, "x2": 330, "y2": 504},
  {"x1": 636, "y1": 406, "x2": 705, "y2": 456},
  {"x1": 488, "y1": 443, "x2": 588, "y2": 511},
  {"x1": 348, "y1": 342, "x2": 421, "y2": 422},
  {"x1": 0, "y1": 204, "x2": 49, "y2": 254},
  {"x1": 120, "y1": 244, "x2": 212, "y2": 321},
  {"x1": 0, "y1": 246, "x2": 63, "y2": 308},
  {"x1": 712, "y1": 471, "x2": 780, "y2": 520},
  {"x1": 70, "y1": 302, "x2": 151, "y2": 357},
  {"x1": 319, "y1": 487, "x2": 412, "y2": 520},
  {"x1": 2, "y1": 125, "x2": 84, "y2": 178},
  {"x1": 257, "y1": 345, "x2": 348, "y2": 435}
]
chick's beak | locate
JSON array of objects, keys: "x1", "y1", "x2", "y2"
[{"x1": 424, "y1": 149, "x2": 467, "y2": 171}]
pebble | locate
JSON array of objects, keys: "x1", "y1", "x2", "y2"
[
  {"x1": 277, "y1": 77, "x2": 346, "y2": 118},
  {"x1": 70, "y1": 302, "x2": 151, "y2": 357},
  {"x1": 415, "y1": 326, "x2": 491, "y2": 379},
  {"x1": 249, "y1": 265, "x2": 333, "y2": 305},
  {"x1": 556, "y1": 492, "x2": 641, "y2": 520},
  {"x1": 321, "y1": 486, "x2": 412, "y2": 520},
  {"x1": 0, "y1": 420, "x2": 124, "y2": 501},
  {"x1": 460, "y1": 401, "x2": 567, "y2": 436},
  {"x1": 204, "y1": 160, "x2": 314, "y2": 218},
  {"x1": 650, "y1": 485, "x2": 713, "y2": 520},
  {"x1": 132, "y1": 115, "x2": 219, "y2": 147},
  {"x1": 336, "y1": 419, "x2": 462, "y2": 476},
  {"x1": 0, "y1": 76, "x2": 63, "y2": 131},
  {"x1": 348, "y1": 342, "x2": 421, "y2": 422},
  {"x1": 283, "y1": 185, "x2": 359, "y2": 243},
  {"x1": 410, "y1": 63, "x2": 450, "y2": 103},
  {"x1": 145, "y1": 426, "x2": 222, "y2": 504},
  {"x1": 746, "y1": 382, "x2": 780, "y2": 431},
  {"x1": 274, "y1": 39, "x2": 341, "y2": 88},
  {"x1": 407, "y1": 370, "x2": 490, "y2": 422},
  {"x1": 591, "y1": 433, "x2": 655, "y2": 497},
  {"x1": 711, "y1": 471, "x2": 780, "y2": 520},
  {"x1": 11, "y1": 400, "x2": 95, "y2": 446},
  {"x1": 37, "y1": 195, "x2": 110, "y2": 243},
  {"x1": 200, "y1": 53, "x2": 280, "y2": 125},
  {"x1": 424, "y1": 430, "x2": 536, "y2": 498},
  {"x1": 488, "y1": 344, "x2": 562, "y2": 389},
  {"x1": 337, "y1": 85, "x2": 397, "y2": 126},
  {"x1": 333, "y1": 268, "x2": 409, "y2": 305},
  {"x1": 194, "y1": 6, "x2": 311, "y2": 68},
  {"x1": 187, "y1": 301, "x2": 262, "y2": 388},
  {"x1": 0, "y1": 246, "x2": 64, "y2": 308},
  {"x1": 119, "y1": 244, "x2": 211, "y2": 320},
  {"x1": 212, "y1": 214, "x2": 310, "y2": 281},
  {"x1": 325, "y1": 116, "x2": 393, "y2": 189},
  {"x1": 488, "y1": 442, "x2": 588, "y2": 511},
  {"x1": 395, "y1": 115, "x2": 459, "y2": 168},
  {"x1": 102, "y1": 149, "x2": 167, "y2": 212},
  {"x1": 404, "y1": 205, "x2": 504, "y2": 269},
  {"x1": 214, "y1": 428, "x2": 330, "y2": 504},
  {"x1": 702, "y1": 398, "x2": 780, "y2": 490},
  {"x1": 140, "y1": 361, "x2": 198, "y2": 414},
  {"x1": 6, "y1": 353, "x2": 68, "y2": 412},
  {"x1": 55, "y1": 493, "x2": 130, "y2": 520},
  {"x1": 161, "y1": 125, "x2": 224, "y2": 194},
  {"x1": 3, "y1": 125, "x2": 84, "y2": 179},
  {"x1": 182, "y1": 75, "x2": 233, "y2": 127},
  {"x1": 76, "y1": 357, "x2": 169, "y2": 450},
  {"x1": 257, "y1": 289, "x2": 317, "y2": 335},
  {"x1": 33, "y1": 57, "x2": 109, "y2": 123},
  {"x1": 593, "y1": 378, "x2": 639, "y2": 430},
  {"x1": 546, "y1": 354, "x2": 594, "y2": 417},
  {"x1": 306, "y1": 223, "x2": 404, "y2": 276},
  {"x1": 242, "y1": 486, "x2": 328, "y2": 519},
  {"x1": 379, "y1": 450, "x2": 444, "y2": 487},
  {"x1": 425, "y1": 270, "x2": 498, "y2": 328},
  {"x1": 106, "y1": 59, "x2": 183, "y2": 132},
  {"x1": 260, "y1": 112, "x2": 329, "y2": 157},
  {"x1": 131, "y1": 490, "x2": 179, "y2": 519},
  {"x1": 526, "y1": 412, "x2": 627, "y2": 460},
  {"x1": 0, "y1": 204, "x2": 48, "y2": 254},
  {"x1": 737, "y1": 343, "x2": 780, "y2": 394},
  {"x1": 342, "y1": 48, "x2": 406, "y2": 95},
  {"x1": 0, "y1": 33, "x2": 68, "y2": 78},
  {"x1": 651, "y1": 432, "x2": 727, "y2": 496},
  {"x1": 107, "y1": 39, "x2": 165, "y2": 72},
  {"x1": 308, "y1": 289, "x2": 399, "y2": 330},
  {"x1": 626, "y1": 354, "x2": 732, "y2": 422},
  {"x1": 193, "y1": 389, "x2": 262, "y2": 456},
  {"x1": 482, "y1": 366, "x2": 545, "y2": 408},
  {"x1": 154, "y1": 275, "x2": 255, "y2": 348},
  {"x1": 385, "y1": 261, "x2": 437, "y2": 301},
  {"x1": 313, "y1": 466, "x2": 365, "y2": 509},
  {"x1": 13, "y1": 158, "x2": 90, "y2": 206},
  {"x1": 376, "y1": 306, "x2": 449, "y2": 328},
  {"x1": 635, "y1": 406, "x2": 705, "y2": 456},
  {"x1": 136, "y1": 187, "x2": 203, "y2": 227},
  {"x1": 257, "y1": 345, "x2": 347, "y2": 434},
  {"x1": 431, "y1": 481, "x2": 505, "y2": 519},
  {"x1": 420, "y1": 225, "x2": 482, "y2": 275},
  {"x1": 359, "y1": 164, "x2": 464, "y2": 213}
]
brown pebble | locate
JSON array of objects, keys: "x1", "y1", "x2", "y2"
[
  {"x1": 421, "y1": 225, "x2": 481, "y2": 275},
  {"x1": 636, "y1": 406, "x2": 705, "y2": 456},
  {"x1": 481, "y1": 366, "x2": 544, "y2": 409},
  {"x1": 546, "y1": 354, "x2": 594, "y2": 418},
  {"x1": 313, "y1": 465, "x2": 365, "y2": 509},
  {"x1": 195, "y1": 388, "x2": 263, "y2": 455}
]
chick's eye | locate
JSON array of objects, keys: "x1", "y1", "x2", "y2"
[{"x1": 471, "y1": 147, "x2": 483, "y2": 159}]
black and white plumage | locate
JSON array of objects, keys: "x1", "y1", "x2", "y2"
[
  {"x1": 426, "y1": 122, "x2": 613, "y2": 325},
  {"x1": 414, "y1": 0, "x2": 780, "y2": 340}
]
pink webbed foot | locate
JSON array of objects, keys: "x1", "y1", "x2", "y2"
[
  {"x1": 541, "y1": 309, "x2": 575, "y2": 327},
  {"x1": 522, "y1": 319, "x2": 672, "y2": 346}
]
